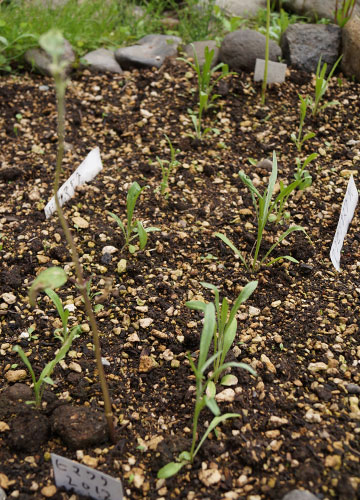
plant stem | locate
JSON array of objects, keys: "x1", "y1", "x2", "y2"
[
  {"x1": 261, "y1": 0, "x2": 270, "y2": 105},
  {"x1": 53, "y1": 71, "x2": 116, "y2": 443}
]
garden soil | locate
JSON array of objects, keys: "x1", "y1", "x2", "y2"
[{"x1": 0, "y1": 58, "x2": 360, "y2": 499}]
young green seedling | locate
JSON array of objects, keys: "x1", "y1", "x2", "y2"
[
  {"x1": 108, "y1": 181, "x2": 160, "y2": 253},
  {"x1": 334, "y1": 0, "x2": 356, "y2": 27},
  {"x1": 157, "y1": 302, "x2": 256, "y2": 479},
  {"x1": 309, "y1": 55, "x2": 342, "y2": 116},
  {"x1": 294, "y1": 152, "x2": 318, "y2": 191},
  {"x1": 186, "y1": 280, "x2": 257, "y2": 383},
  {"x1": 13, "y1": 325, "x2": 79, "y2": 409},
  {"x1": 180, "y1": 44, "x2": 232, "y2": 140},
  {"x1": 290, "y1": 95, "x2": 315, "y2": 152},
  {"x1": 45, "y1": 288, "x2": 82, "y2": 343},
  {"x1": 35, "y1": 30, "x2": 116, "y2": 442},
  {"x1": 216, "y1": 151, "x2": 306, "y2": 271},
  {"x1": 154, "y1": 135, "x2": 180, "y2": 198}
]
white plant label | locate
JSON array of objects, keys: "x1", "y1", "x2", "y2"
[
  {"x1": 254, "y1": 58, "x2": 287, "y2": 84},
  {"x1": 51, "y1": 453, "x2": 123, "y2": 500},
  {"x1": 44, "y1": 147, "x2": 103, "y2": 219},
  {"x1": 330, "y1": 175, "x2": 358, "y2": 272}
]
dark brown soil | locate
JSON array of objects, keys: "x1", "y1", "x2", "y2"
[{"x1": 0, "y1": 58, "x2": 360, "y2": 500}]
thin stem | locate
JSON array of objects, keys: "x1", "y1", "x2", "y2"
[
  {"x1": 261, "y1": 0, "x2": 270, "y2": 105},
  {"x1": 53, "y1": 71, "x2": 116, "y2": 443}
]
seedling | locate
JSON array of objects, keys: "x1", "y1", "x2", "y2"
[
  {"x1": 154, "y1": 135, "x2": 180, "y2": 198},
  {"x1": 157, "y1": 302, "x2": 256, "y2": 479},
  {"x1": 294, "y1": 152, "x2": 318, "y2": 191},
  {"x1": 308, "y1": 55, "x2": 342, "y2": 116},
  {"x1": 32, "y1": 30, "x2": 116, "y2": 441},
  {"x1": 290, "y1": 95, "x2": 315, "y2": 152},
  {"x1": 180, "y1": 44, "x2": 232, "y2": 140},
  {"x1": 13, "y1": 326, "x2": 79, "y2": 408},
  {"x1": 216, "y1": 151, "x2": 306, "y2": 271},
  {"x1": 186, "y1": 280, "x2": 258, "y2": 382},
  {"x1": 334, "y1": 0, "x2": 356, "y2": 27},
  {"x1": 45, "y1": 288, "x2": 81, "y2": 343},
  {"x1": 108, "y1": 181, "x2": 160, "y2": 253}
]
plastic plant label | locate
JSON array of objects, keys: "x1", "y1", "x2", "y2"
[
  {"x1": 330, "y1": 175, "x2": 358, "y2": 272},
  {"x1": 254, "y1": 59, "x2": 287, "y2": 84},
  {"x1": 44, "y1": 147, "x2": 103, "y2": 219},
  {"x1": 51, "y1": 453, "x2": 123, "y2": 500}
]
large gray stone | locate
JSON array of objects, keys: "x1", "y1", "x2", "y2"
[
  {"x1": 342, "y1": 15, "x2": 360, "y2": 81},
  {"x1": 215, "y1": 0, "x2": 266, "y2": 17},
  {"x1": 82, "y1": 48, "x2": 123, "y2": 74},
  {"x1": 283, "y1": 0, "x2": 360, "y2": 22},
  {"x1": 219, "y1": 29, "x2": 281, "y2": 73},
  {"x1": 183, "y1": 40, "x2": 219, "y2": 68},
  {"x1": 282, "y1": 490, "x2": 319, "y2": 500},
  {"x1": 281, "y1": 24, "x2": 341, "y2": 74},
  {"x1": 24, "y1": 38, "x2": 75, "y2": 76},
  {"x1": 115, "y1": 34, "x2": 182, "y2": 70}
]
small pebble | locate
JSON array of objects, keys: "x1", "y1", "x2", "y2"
[
  {"x1": 347, "y1": 383, "x2": 360, "y2": 394},
  {"x1": 282, "y1": 490, "x2": 320, "y2": 500},
  {"x1": 5, "y1": 370, "x2": 27, "y2": 383},
  {"x1": 39, "y1": 85, "x2": 49, "y2": 91},
  {"x1": 41, "y1": 485, "x2": 57, "y2": 498}
]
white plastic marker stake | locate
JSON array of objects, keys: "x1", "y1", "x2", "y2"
[
  {"x1": 254, "y1": 58, "x2": 287, "y2": 84},
  {"x1": 44, "y1": 147, "x2": 103, "y2": 219},
  {"x1": 51, "y1": 453, "x2": 123, "y2": 500},
  {"x1": 330, "y1": 175, "x2": 358, "y2": 272}
]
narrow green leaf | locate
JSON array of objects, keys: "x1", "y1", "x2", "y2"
[
  {"x1": 260, "y1": 225, "x2": 306, "y2": 266},
  {"x1": 198, "y1": 303, "x2": 215, "y2": 370},
  {"x1": 204, "y1": 396, "x2": 220, "y2": 416},
  {"x1": 193, "y1": 413, "x2": 240, "y2": 458},
  {"x1": 215, "y1": 233, "x2": 247, "y2": 269},
  {"x1": 136, "y1": 221, "x2": 148, "y2": 250},
  {"x1": 186, "y1": 300, "x2": 207, "y2": 312},
  {"x1": 157, "y1": 461, "x2": 187, "y2": 479}
]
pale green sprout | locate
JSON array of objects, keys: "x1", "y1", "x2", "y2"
[
  {"x1": 308, "y1": 55, "x2": 343, "y2": 116},
  {"x1": 290, "y1": 95, "x2": 315, "y2": 152},
  {"x1": 13, "y1": 327, "x2": 79, "y2": 409},
  {"x1": 108, "y1": 181, "x2": 160, "y2": 254},
  {"x1": 45, "y1": 288, "x2": 82, "y2": 343},
  {"x1": 186, "y1": 280, "x2": 258, "y2": 383},
  {"x1": 157, "y1": 302, "x2": 256, "y2": 479},
  {"x1": 154, "y1": 135, "x2": 180, "y2": 198},
  {"x1": 334, "y1": 0, "x2": 356, "y2": 27},
  {"x1": 180, "y1": 44, "x2": 232, "y2": 140},
  {"x1": 294, "y1": 152, "x2": 318, "y2": 191},
  {"x1": 216, "y1": 151, "x2": 306, "y2": 271}
]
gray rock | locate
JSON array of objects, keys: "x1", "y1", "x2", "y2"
[
  {"x1": 219, "y1": 29, "x2": 281, "y2": 73},
  {"x1": 183, "y1": 40, "x2": 219, "y2": 68},
  {"x1": 214, "y1": 0, "x2": 266, "y2": 17},
  {"x1": 342, "y1": 16, "x2": 360, "y2": 81},
  {"x1": 115, "y1": 34, "x2": 182, "y2": 70},
  {"x1": 51, "y1": 405, "x2": 108, "y2": 449},
  {"x1": 283, "y1": 0, "x2": 360, "y2": 22},
  {"x1": 0, "y1": 487, "x2": 6, "y2": 500},
  {"x1": 347, "y1": 383, "x2": 360, "y2": 394},
  {"x1": 282, "y1": 490, "x2": 319, "y2": 500},
  {"x1": 83, "y1": 48, "x2": 123, "y2": 74},
  {"x1": 281, "y1": 24, "x2": 341, "y2": 74},
  {"x1": 24, "y1": 38, "x2": 75, "y2": 76}
]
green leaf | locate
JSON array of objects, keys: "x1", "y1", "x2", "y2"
[
  {"x1": 221, "y1": 374, "x2": 238, "y2": 386},
  {"x1": 128, "y1": 244, "x2": 136, "y2": 254},
  {"x1": 227, "y1": 280, "x2": 258, "y2": 327},
  {"x1": 215, "y1": 232, "x2": 248, "y2": 269},
  {"x1": 43, "y1": 376, "x2": 55, "y2": 385},
  {"x1": 206, "y1": 380, "x2": 216, "y2": 398},
  {"x1": 13, "y1": 345, "x2": 36, "y2": 384},
  {"x1": 220, "y1": 318, "x2": 237, "y2": 366},
  {"x1": 198, "y1": 303, "x2": 216, "y2": 370},
  {"x1": 204, "y1": 395, "x2": 220, "y2": 416},
  {"x1": 193, "y1": 413, "x2": 240, "y2": 458},
  {"x1": 137, "y1": 221, "x2": 148, "y2": 250},
  {"x1": 157, "y1": 461, "x2": 187, "y2": 479},
  {"x1": 186, "y1": 300, "x2": 207, "y2": 312},
  {"x1": 29, "y1": 267, "x2": 67, "y2": 307},
  {"x1": 260, "y1": 224, "x2": 306, "y2": 266}
]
